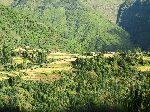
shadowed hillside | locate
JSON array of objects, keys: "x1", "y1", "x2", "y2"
[{"x1": 117, "y1": 0, "x2": 150, "y2": 50}]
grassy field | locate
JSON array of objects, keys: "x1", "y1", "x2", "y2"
[
  {"x1": 136, "y1": 56, "x2": 150, "y2": 72},
  {"x1": 143, "y1": 56, "x2": 150, "y2": 61},
  {"x1": 137, "y1": 66, "x2": 150, "y2": 72}
]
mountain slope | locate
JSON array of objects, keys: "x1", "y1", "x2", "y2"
[
  {"x1": 117, "y1": 0, "x2": 150, "y2": 50},
  {"x1": 0, "y1": 0, "x2": 123, "y2": 23},
  {"x1": 81, "y1": 0, "x2": 123, "y2": 23},
  {"x1": 0, "y1": 0, "x2": 133, "y2": 52},
  {"x1": 0, "y1": 5, "x2": 64, "y2": 50}
]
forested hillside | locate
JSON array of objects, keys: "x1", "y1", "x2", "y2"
[
  {"x1": 0, "y1": 0, "x2": 123, "y2": 22},
  {"x1": 0, "y1": 5, "x2": 64, "y2": 50},
  {"x1": 81, "y1": 0, "x2": 123, "y2": 22},
  {"x1": 0, "y1": 0, "x2": 132, "y2": 53},
  {"x1": 117, "y1": 0, "x2": 150, "y2": 50}
]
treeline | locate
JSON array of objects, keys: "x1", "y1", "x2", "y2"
[
  {"x1": 0, "y1": 50, "x2": 149, "y2": 112},
  {"x1": 0, "y1": 46, "x2": 47, "y2": 71}
]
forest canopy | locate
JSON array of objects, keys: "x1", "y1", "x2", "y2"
[{"x1": 0, "y1": 0, "x2": 133, "y2": 53}]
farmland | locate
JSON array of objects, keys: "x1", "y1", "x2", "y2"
[
  {"x1": 0, "y1": 48, "x2": 150, "y2": 112},
  {"x1": 0, "y1": 52, "x2": 76, "y2": 82},
  {"x1": 0, "y1": 49, "x2": 114, "y2": 82}
]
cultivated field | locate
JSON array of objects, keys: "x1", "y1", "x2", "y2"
[{"x1": 0, "y1": 52, "x2": 150, "y2": 82}]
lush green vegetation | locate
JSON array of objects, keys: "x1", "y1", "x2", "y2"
[
  {"x1": 1, "y1": 0, "x2": 150, "y2": 51},
  {"x1": 0, "y1": 5, "x2": 65, "y2": 51},
  {"x1": 0, "y1": 50, "x2": 150, "y2": 112},
  {"x1": 0, "y1": 0, "x2": 123, "y2": 22},
  {"x1": 81, "y1": 0, "x2": 123, "y2": 22},
  {"x1": 0, "y1": 0, "x2": 133, "y2": 53},
  {"x1": 0, "y1": 0, "x2": 150, "y2": 112},
  {"x1": 0, "y1": 46, "x2": 47, "y2": 71}
]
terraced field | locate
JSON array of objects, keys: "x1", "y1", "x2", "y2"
[
  {"x1": 0, "y1": 52, "x2": 78, "y2": 82},
  {"x1": 137, "y1": 56, "x2": 150, "y2": 72},
  {"x1": 1, "y1": 52, "x2": 150, "y2": 82},
  {"x1": 19, "y1": 53, "x2": 76, "y2": 82}
]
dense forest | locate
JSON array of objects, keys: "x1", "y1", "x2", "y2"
[
  {"x1": 0, "y1": 0, "x2": 150, "y2": 51},
  {"x1": 0, "y1": 0, "x2": 132, "y2": 53}
]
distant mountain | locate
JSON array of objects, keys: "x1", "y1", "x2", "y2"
[
  {"x1": 117, "y1": 0, "x2": 150, "y2": 50},
  {"x1": 0, "y1": 0, "x2": 132, "y2": 53}
]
